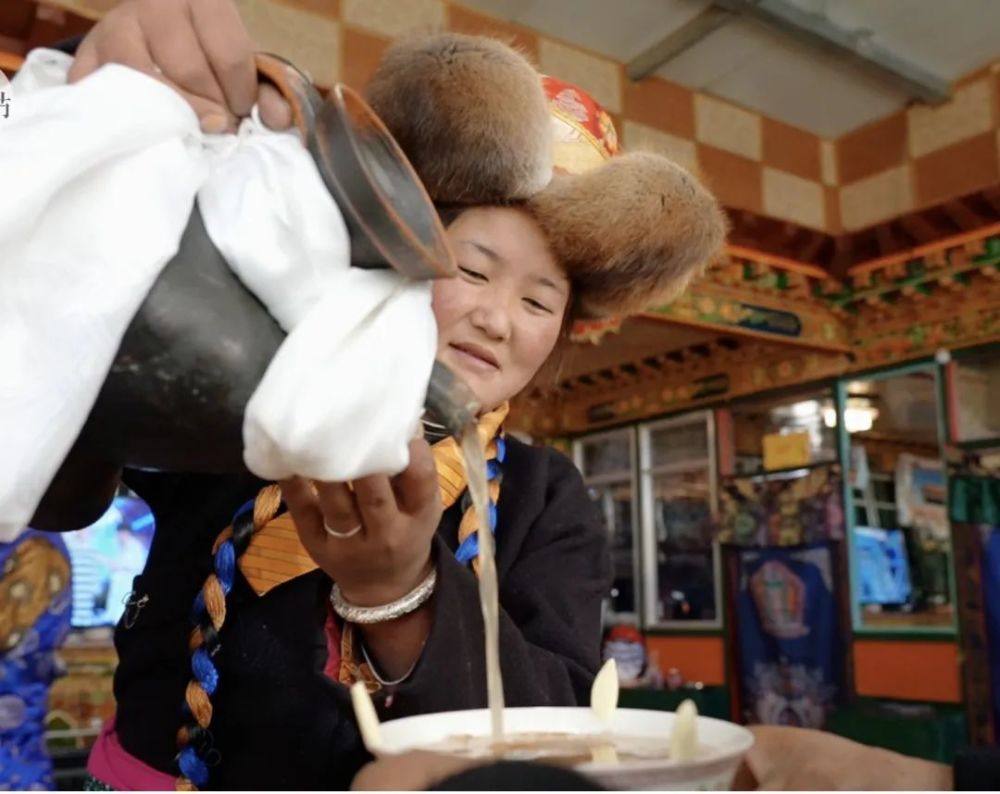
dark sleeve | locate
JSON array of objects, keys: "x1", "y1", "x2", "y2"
[
  {"x1": 953, "y1": 747, "x2": 1000, "y2": 790},
  {"x1": 382, "y1": 450, "x2": 610, "y2": 717}
]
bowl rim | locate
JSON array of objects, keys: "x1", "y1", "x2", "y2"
[{"x1": 378, "y1": 705, "x2": 755, "y2": 776}]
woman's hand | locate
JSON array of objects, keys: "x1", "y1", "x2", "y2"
[
  {"x1": 281, "y1": 439, "x2": 442, "y2": 608},
  {"x1": 68, "y1": 0, "x2": 291, "y2": 132},
  {"x1": 733, "y1": 726, "x2": 953, "y2": 791}
]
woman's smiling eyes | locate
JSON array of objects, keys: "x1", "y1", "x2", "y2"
[
  {"x1": 459, "y1": 265, "x2": 487, "y2": 282},
  {"x1": 459, "y1": 265, "x2": 554, "y2": 315},
  {"x1": 524, "y1": 297, "x2": 553, "y2": 314}
]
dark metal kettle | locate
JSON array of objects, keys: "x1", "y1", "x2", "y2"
[{"x1": 65, "y1": 55, "x2": 477, "y2": 476}]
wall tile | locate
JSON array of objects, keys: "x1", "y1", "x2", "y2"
[
  {"x1": 825, "y1": 185, "x2": 841, "y2": 233},
  {"x1": 538, "y1": 38, "x2": 622, "y2": 113},
  {"x1": 839, "y1": 164, "x2": 913, "y2": 231},
  {"x1": 820, "y1": 139, "x2": 838, "y2": 186},
  {"x1": 913, "y1": 131, "x2": 999, "y2": 208},
  {"x1": 623, "y1": 120, "x2": 697, "y2": 172},
  {"x1": 236, "y1": 0, "x2": 340, "y2": 86},
  {"x1": 836, "y1": 112, "x2": 907, "y2": 186},
  {"x1": 342, "y1": 0, "x2": 444, "y2": 39},
  {"x1": 763, "y1": 167, "x2": 826, "y2": 230},
  {"x1": 696, "y1": 143, "x2": 763, "y2": 213},
  {"x1": 694, "y1": 94, "x2": 762, "y2": 162},
  {"x1": 446, "y1": 4, "x2": 539, "y2": 62},
  {"x1": 908, "y1": 78, "x2": 994, "y2": 158},
  {"x1": 341, "y1": 25, "x2": 389, "y2": 90},
  {"x1": 954, "y1": 63, "x2": 992, "y2": 89},
  {"x1": 622, "y1": 76, "x2": 695, "y2": 139},
  {"x1": 762, "y1": 117, "x2": 821, "y2": 182}
]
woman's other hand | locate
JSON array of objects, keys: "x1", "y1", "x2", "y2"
[
  {"x1": 733, "y1": 725, "x2": 954, "y2": 791},
  {"x1": 67, "y1": 0, "x2": 291, "y2": 132}
]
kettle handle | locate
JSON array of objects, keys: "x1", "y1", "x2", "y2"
[
  {"x1": 254, "y1": 53, "x2": 323, "y2": 145},
  {"x1": 253, "y1": 53, "x2": 457, "y2": 282}
]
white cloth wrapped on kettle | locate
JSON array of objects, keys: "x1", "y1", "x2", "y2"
[{"x1": 0, "y1": 49, "x2": 437, "y2": 542}]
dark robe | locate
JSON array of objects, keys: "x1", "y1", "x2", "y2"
[{"x1": 111, "y1": 437, "x2": 610, "y2": 789}]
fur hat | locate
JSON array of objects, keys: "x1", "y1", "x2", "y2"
[
  {"x1": 364, "y1": 34, "x2": 727, "y2": 318},
  {"x1": 528, "y1": 152, "x2": 726, "y2": 317},
  {"x1": 531, "y1": 76, "x2": 726, "y2": 317},
  {"x1": 364, "y1": 33, "x2": 553, "y2": 205}
]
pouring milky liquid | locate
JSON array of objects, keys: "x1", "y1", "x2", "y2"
[
  {"x1": 422, "y1": 361, "x2": 504, "y2": 744},
  {"x1": 459, "y1": 430, "x2": 505, "y2": 744},
  {"x1": 411, "y1": 365, "x2": 710, "y2": 768},
  {"x1": 455, "y1": 430, "x2": 702, "y2": 764}
]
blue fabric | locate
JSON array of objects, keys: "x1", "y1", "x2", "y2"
[
  {"x1": 182, "y1": 501, "x2": 247, "y2": 787},
  {"x1": 453, "y1": 437, "x2": 503, "y2": 566},
  {"x1": 178, "y1": 745, "x2": 209, "y2": 788},
  {"x1": 982, "y1": 527, "x2": 1000, "y2": 740},
  {"x1": 0, "y1": 530, "x2": 72, "y2": 790},
  {"x1": 735, "y1": 542, "x2": 841, "y2": 729}
]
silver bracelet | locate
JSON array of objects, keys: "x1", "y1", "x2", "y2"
[{"x1": 329, "y1": 568, "x2": 437, "y2": 624}]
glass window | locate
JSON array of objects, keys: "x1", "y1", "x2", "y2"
[
  {"x1": 731, "y1": 390, "x2": 838, "y2": 476},
  {"x1": 840, "y1": 367, "x2": 955, "y2": 632},
  {"x1": 649, "y1": 422, "x2": 709, "y2": 468},
  {"x1": 586, "y1": 480, "x2": 637, "y2": 615},
  {"x1": 954, "y1": 349, "x2": 1000, "y2": 444},
  {"x1": 574, "y1": 429, "x2": 639, "y2": 620},
  {"x1": 583, "y1": 435, "x2": 632, "y2": 477},
  {"x1": 640, "y1": 411, "x2": 719, "y2": 627}
]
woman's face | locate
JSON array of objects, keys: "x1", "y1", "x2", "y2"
[{"x1": 432, "y1": 206, "x2": 570, "y2": 412}]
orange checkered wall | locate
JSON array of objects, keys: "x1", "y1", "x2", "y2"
[{"x1": 48, "y1": 0, "x2": 1000, "y2": 236}]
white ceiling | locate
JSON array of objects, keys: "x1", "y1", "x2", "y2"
[{"x1": 458, "y1": 0, "x2": 1000, "y2": 137}]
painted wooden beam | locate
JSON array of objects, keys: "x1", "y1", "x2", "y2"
[{"x1": 638, "y1": 282, "x2": 852, "y2": 354}]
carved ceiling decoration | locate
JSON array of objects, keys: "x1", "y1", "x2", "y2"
[{"x1": 527, "y1": 224, "x2": 1000, "y2": 436}]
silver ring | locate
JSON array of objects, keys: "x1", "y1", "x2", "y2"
[{"x1": 323, "y1": 521, "x2": 362, "y2": 539}]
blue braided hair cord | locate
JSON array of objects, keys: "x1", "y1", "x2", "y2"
[
  {"x1": 177, "y1": 491, "x2": 277, "y2": 789},
  {"x1": 454, "y1": 437, "x2": 504, "y2": 565}
]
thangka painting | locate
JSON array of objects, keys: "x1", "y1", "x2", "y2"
[
  {"x1": 949, "y1": 458, "x2": 1000, "y2": 745},
  {"x1": 717, "y1": 465, "x2": 844, "y2": 547},
  {"x1": 982, "y1": 526, "x2": 1000, "y2": 744},
  {"x1": 734, "y1": 542, "x2": 842, "y2": 729}
]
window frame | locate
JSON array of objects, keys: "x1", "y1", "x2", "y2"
[
  {"x1": 836, "y1": 362, "x2": 958, "y2": 636},
  {"x1": 638, "y1": 409, "x2": 722, "y2": 630},
  {"x1": 572, "y1": 426, "x2": 641, "y2": 625}
]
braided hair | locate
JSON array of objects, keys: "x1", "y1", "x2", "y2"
[{"x1": 175, "y1": 485, "x2": 282, "y2": 790}]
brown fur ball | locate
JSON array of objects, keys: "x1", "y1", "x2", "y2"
[
  {"x1": 527, "y1": 152, "x2": 728, "y2": 318},
  {"x1": 365, "y1": 33, "x2": 553, "y2": 205}
]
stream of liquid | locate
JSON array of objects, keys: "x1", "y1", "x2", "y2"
[{"x1": 459, "y1": 429, "x2": 505, "y2": 744}]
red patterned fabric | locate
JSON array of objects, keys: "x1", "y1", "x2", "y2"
[{"x1": 543, "y1": 75, "x2": 619, "y2": 175}]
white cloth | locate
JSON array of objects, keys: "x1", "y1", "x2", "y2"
[{"x1": 0, "y1": 50, "x2": 437, "y2": 542}]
